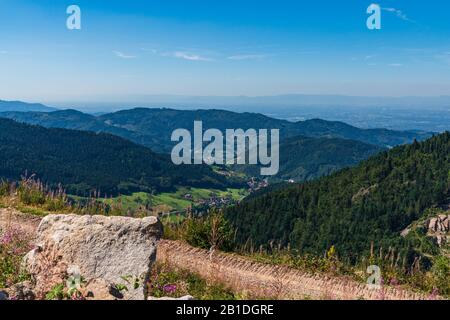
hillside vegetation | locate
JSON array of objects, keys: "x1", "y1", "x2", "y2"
[
  {"x1": 233, "y1": 135, "x2": 383, "y2": 182},
  {"x1": 1, "y1": 107, "x2": 432, "y2": 153},
  {"x1": 0, "y1": 119, "x2": 237, "y2": 196},
  {"x1": 225, "y1": 132, "x2": 450, "y2": 264}
]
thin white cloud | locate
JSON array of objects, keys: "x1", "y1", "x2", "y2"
[
  {"x1": 113, "y1": 51, "x2": 137, "y2": 59},
  {"x1": 0, "y1": 50, "x2": 7, "y2": 54},
  {"x1": 171, "y1": 51, "x2": 213, "y2": 61},
  {"x1": 142, "y1": 46, "x2": 214, "y2": 61},
  {"x1": 382, "y1": 7, "x2": 414, "y2": 23},
  {"x1": 388, "y1": 63, "x2": 404, "y2": 67},
  {"x1": 227, "y1": 54, "x2": 266, "y2": 61}
]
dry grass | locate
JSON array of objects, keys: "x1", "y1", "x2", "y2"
[{"x1": 157, "y1": 239, "x2": 432, "y2": 300}]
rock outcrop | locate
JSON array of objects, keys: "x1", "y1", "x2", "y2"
[
  {"x1": 24, "y1": 214, "x2": 163, "y2": 300},
  {"x1": 426, "y1": 214, "x2": 450, "y2": 246}
]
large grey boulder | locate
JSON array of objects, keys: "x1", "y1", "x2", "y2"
[{"x1": 24, "y1": 214, "x2": 162, "y2": 300}]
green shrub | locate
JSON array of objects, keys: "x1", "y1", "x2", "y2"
[
  {"x1": 164, "y1": 210, "x2": 235, "y2": 251},
  {"x1": 17, "y1": 177, "x2": 46, "y2": 206},
  {"x1": 430, "y1": 255, "x2": 450, "y2": 296},
  {"x1": 45, "y1": 283, "x2": 66, "y2": 300}
]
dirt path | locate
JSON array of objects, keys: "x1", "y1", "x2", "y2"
[
  {"x1": 0, "y1": 208, "x2": 41, "y2": 235},
  {"x1": 0, "y1": 209, "x2": 431, "y2": 300},
  {"x1": 157, "y1": 240, "x2": 430, "y2": 300}
]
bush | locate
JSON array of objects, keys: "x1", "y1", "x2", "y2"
[
  {"x1": 164, "y1": 210, "x2": 235, "y2": 251},
  {"x1": 15, "y1": 176, "x2": 69, "y2": 212},
  {"x1": 17, "y1": 176, "x2": 46, "y2": 206},
  {"x1": 430, "y1": 255, "x2": 450, "y2": 296}
]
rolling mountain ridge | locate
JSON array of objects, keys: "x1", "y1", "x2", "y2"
[
  {"x1": 0, "y1": 107, "x2": 432, "y2": 153},
  {"x1": 0, "y1": 100, "x2": 57, "y2": 112},
  {"x1": 0, "y1": 118, "x2": 238, "y2": 196}
]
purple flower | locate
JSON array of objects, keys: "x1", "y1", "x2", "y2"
[
  {"x1": 163, "y1": 284, "x2": 177, "y2": 294},
  {"x1": 428, "y1": 288, "x2": 439, "y2": 300},
  {"x1": 390, "y1": 278, "x2": 399, "y2": 286}
]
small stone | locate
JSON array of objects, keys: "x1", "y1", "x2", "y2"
[
  {"x1": 4, "y1": 281, "x2": 36, "y2": 300},
  {"x1": 0, "y1": 291, "x2": 8, "y2": 300}
]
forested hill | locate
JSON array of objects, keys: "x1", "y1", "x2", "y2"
[
  {"x1": 1, "y1": 107, "x2": 432, "y2": 153},
  {"x1": 232, "y1": 135, "x2": 384, "y2": 182},
  {"x1": 225, "y1": 132, "x2": 450, "y2": 262},
  {"x1": 98, "y1": 108, "x2": 432, "y2": 150},
  {"x1": 0, "y1": 119, "x2": 236, "y2": 196}
]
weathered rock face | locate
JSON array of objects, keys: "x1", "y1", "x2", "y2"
[
  {"x1": 428, "y1": 215, "x2": 450, "y2": 233},
  {"x1": 426, "y1": 214, "x2": 450, "y2": 247},
  {"x1": 24, "y1": 214, "x2": 163, "y2": 300}
]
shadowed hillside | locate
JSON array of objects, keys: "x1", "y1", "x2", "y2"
[
  {"x1": 0, "y1": 118, "x2": 238, "y2": 196},
  {"x1": 1, "y1": 107, "x2": 432, "y2": 153}
]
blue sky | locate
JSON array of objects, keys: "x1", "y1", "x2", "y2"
[{"x1": 0, "y1": 0, "x2": 449, "y2": 104}]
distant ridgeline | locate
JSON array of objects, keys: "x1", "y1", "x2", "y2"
[
  {"x1": 0, "y1": 107, "x2": 433, "y2": 153},
  {"x1": 0, "y1": 119, "x2": 240, "y2": 196},
  {"x1": 0, "y1": 107, "x2": 433, "y2": 184},
  {"x1": 225, "y1": 132, "x2": 450, "y2": 263}
]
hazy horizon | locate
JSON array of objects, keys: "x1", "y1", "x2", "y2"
[
  {"x1": 34, "y1": 93, "x2": 450, "y2": 114},
  {"x1": 3, "y1": 94, "x2": 450, "y2": 132}
]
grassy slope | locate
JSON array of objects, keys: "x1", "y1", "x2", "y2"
[{"x1": 99, "y1": 187, "x2": 248, "y2": 213}]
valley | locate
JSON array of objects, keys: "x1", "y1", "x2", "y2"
[{"x1": 95, "y1": 187, "x2": 248, "y2": 215}]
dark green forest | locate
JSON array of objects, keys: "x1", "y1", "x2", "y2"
[
  {"x1": 1, "y1": 108, "x2": 431, "y2": 153},
  {"x1": 225, "y1": 132, "x2": 450, "y2": 263},
  {"x1": 232, "y1": 135, "x2": 383, "y2": 182},
  {"x1": 0, "y1": 119, "x2": 238, "y2": 196}
]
